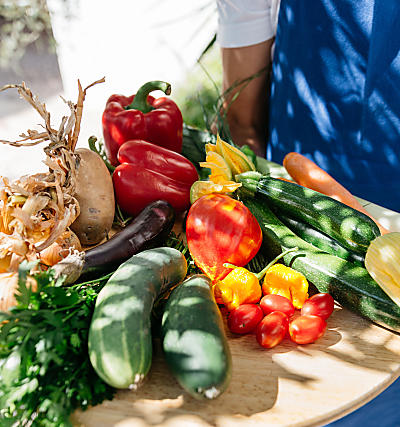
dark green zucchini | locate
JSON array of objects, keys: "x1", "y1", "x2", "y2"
[
  {"x1": 241, "y1": 196, "x2": 400, "y2": 333},
  {"x1": 161, "y1": 274, "x2": 232, "y2": 399},
  {"x1": 237, "y1": 172, "x2": 380, "y2": 255},
  {"x1": 88, "y1": 247, "x2": 187, "y2": 390},
  {"x1": 275, "y1": 210, "x2": 365, "y2": 266}
]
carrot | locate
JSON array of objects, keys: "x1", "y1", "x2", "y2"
[
  {"x1": 283, "y1": 152, "x2": 389, "y2": 235},
  {"x1": 276, "y1": 176, "x2": 296, "y2": 183}
]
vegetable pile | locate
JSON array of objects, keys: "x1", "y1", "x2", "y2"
[
  {"x1": 1, "y1": 77, "x2": 400, "y2": 425},
  {"x1": 185, "y1": 129, "x2": 400, "y2": 334}
]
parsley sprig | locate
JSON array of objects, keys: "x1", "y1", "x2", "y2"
[{"x1": 0, "y1": 262, "x2": 115, "y2": 426}]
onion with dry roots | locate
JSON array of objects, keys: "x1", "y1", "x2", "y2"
[
  {"x1": 39, "y1": 229, "x2": 82, "y2": 266},
  {"x1": 0, "y1": 78, "x2": 106, "y2": 310}
]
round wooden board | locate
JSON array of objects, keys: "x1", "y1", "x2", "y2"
[
  {"x1": 72, "y1": 305, "x2": 400, "y2": 427},
  {"x1": 72, "y1": 198, "x2": 400, "y2": 427}
]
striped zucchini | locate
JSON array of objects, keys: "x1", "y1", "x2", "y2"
[
  {"x1": 237, "y1": 172, "x2": 380, "y2": 255},
  {"x1": 275, "y1": 211, "x2": 365, "y2": 266}
]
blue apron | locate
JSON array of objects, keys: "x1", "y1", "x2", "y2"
[
  {"x1": 269, "y1": 0, "x2": 400, "y2": 212},
  {"x1": 269, "y1": 1, "x2": 400, "y2": 425}
]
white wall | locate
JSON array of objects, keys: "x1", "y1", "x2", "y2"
[
  {"x1": 0, "y1": 0, "x2": 217, "y2": 180},
  {"x1": 48, "y1": 0, "x2": 217, "y2": 142}
]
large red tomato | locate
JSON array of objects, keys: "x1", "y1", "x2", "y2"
[{"x1": 185, "y1": 194, "x2": 262, "y2": 282}]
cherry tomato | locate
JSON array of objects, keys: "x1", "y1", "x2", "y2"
[
  {"x1": 289, "y1": 314, "x2": 327, "y2": 344},
  {"x1": 227, "y1": 304, "x2": 264, "y2": 334},
  {"x1": 255, "y1": 311, "x2": 288, "y2": 348},
  {"x1": 301, "y1": 293, "x2": 334, "y2": 320},
  {"x1": 260, "y1": 294, "x2": 295, "y2": 318}
]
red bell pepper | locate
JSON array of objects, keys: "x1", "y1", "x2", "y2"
[
  {"x1": 112, "y1": 140, "x2": 198, "y2": 216},
  {"x1": 102, "y1": 80, "x2": 183, "y2": 166}
]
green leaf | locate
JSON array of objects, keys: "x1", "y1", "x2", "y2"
[
  {"x1": 3, "y1": 377, "x2": 39, "y2": 406},
  {"x1": 0, "y1": 350, "x2": 21, "y2": 386},
  {"x1": 0, "y1": 419, "x2": 18, "y2": 427},
  {"x1": 240, "y1": 144, "x2": 257, "y2": 165},
  {"x1": 0, "y1": 317, "x2": 16, "y2": 342},
  {"x1": 42, "y1": 310, "x2": 63, "y2": 329},
  {"x1": 45, "y1": 286, "x2": 79, "y2": 308},
  {"x1": 70, "y1": 333, "x2": 81, "y2": 348}
]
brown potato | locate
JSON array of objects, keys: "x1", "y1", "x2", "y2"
[{"x1": 71, "y1": 148, "x2": 115, "y2": 246}]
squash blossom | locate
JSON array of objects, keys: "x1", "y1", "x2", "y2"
[{"x1": 189, "y1": 134, "x2": 256, "y2": 203}]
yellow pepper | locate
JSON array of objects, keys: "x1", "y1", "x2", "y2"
[
  {"x1": 214, "y1": 267, "x2": 262, "y2": 311},
  {"x1": 262, "y1": 264, "x2": 309, "y2": 309},
  {"x1": 214, "y1": 247, "x2": 300, "y2": 311}
]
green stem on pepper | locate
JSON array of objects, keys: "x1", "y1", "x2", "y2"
[{"x1": 125, "y1": 80, "x2": 171, "y2": 113}]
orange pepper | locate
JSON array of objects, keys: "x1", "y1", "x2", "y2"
[{"x1": 262, "y1": 263, "x2": 309, "y2": 309}]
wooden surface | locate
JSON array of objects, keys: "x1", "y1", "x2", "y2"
[{"x1": 72, "y1": 200, "x2": 400, "y2": 427}]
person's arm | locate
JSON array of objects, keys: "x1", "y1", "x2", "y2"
[{"x1": 220, "y1": 39, "x2": 274, "y2": 156}]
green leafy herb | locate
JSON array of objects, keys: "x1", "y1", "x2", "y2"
[
  {"x1": 113, "y1": 203, "x2": 133, "y2": 229},
  {"x1": 0, "y1": 262, "x2": 115, "y2": 426}
]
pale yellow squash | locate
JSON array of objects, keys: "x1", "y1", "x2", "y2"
[{"x1": 365, "y1": 232, "x2": 400, "y2": 307}]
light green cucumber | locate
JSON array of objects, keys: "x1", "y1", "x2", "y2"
[{"x1": 88, "y1": 247, "x2": 187, "y2": 389}]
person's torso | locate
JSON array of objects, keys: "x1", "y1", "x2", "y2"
[{"x1": 268, "y1": 0, "x2": 400, "y2": 211}]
